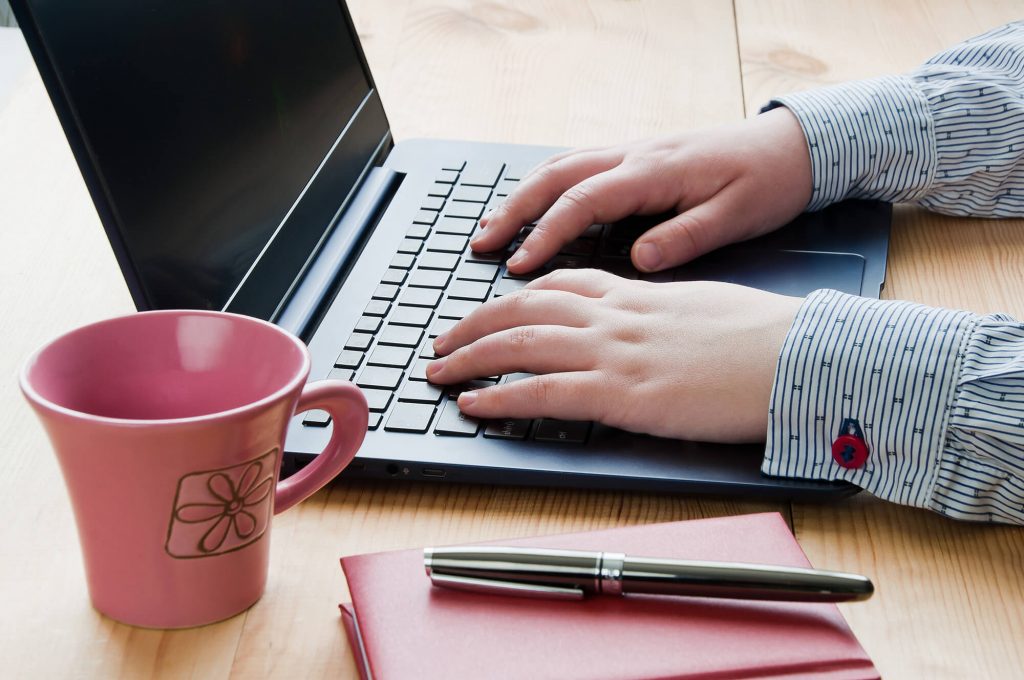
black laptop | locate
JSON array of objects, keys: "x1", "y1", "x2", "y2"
[{"x1": 12, "y1": 0, "x2": 890, "y2": 500}]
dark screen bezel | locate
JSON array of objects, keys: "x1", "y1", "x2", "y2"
[{"x1": 10, "y1": 0, "x2": 391, "y2": 319}]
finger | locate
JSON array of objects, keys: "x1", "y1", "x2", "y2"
[
  {"x1": 507, "y1": 165, "x2": 653, "y2": 274},
  {"x1": 514, "y1": 145, "x2": 612, "y2": 183},
  {"x1": 525, "y1": 268, "x2": 629, "y2": 298},
  {"x1": 456, "y1": 372, "x2": 609, "y2": 422},
  {"x1": 630, "y1": 184, "x2": 755, "y2": 272},
  {"x1": 471, "y1": 150, "x2": 622, "y2": 253},
  {"x1": 427, "y1": 325, "x2": 595, "y2": 385},
  {"x1": 433, "y1": 289, "x2": 594, "y2": 355},
  {"x1": 480, "y1": 145, "x2": 614, "y2": 225}
]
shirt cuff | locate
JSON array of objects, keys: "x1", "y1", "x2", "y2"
[
  {"x1": 763, "y1": 75, "x2": 937, "y2": 211},
  {"x1": 762, "y1": 289, "x2": 976, "y2": 509}
]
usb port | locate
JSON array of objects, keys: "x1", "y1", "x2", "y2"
[{"x1": 421, "y1": 468, "x2": 446, "y2": 478}]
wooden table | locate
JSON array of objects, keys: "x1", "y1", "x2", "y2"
[{"x1": 1, "y1": 2, "x2": 1022, "y2": 677}]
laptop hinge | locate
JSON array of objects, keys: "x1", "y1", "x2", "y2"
[{"x1": 276, "y1": 166, "x2": 403, "y2": 340}]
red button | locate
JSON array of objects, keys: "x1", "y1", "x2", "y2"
[{"x1": 832, "y1": 434, "x2": 869, "y2": 469}]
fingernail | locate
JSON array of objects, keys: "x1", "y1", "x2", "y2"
[
  {"x1": 507, "y1": 248, "x2": 528, "y2": 268},
  {"x1": 635, "y1": 242, "x2": 662, "y2": 271},
  {"x1": 433, "y1": 333, "x2": 448, "y2": 351},
  {"x1": 426, "y1": 357, "x2": 446, "y2": 376},
  {"x1": 459, "y1": 391, "x2": 478, "y2": 408}
]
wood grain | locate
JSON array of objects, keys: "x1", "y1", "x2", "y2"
[{"x1": 736, "y1": 2, "x2": 1024, "y2": 678}]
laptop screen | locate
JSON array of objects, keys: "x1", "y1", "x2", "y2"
[{"x1": 17, "y1": 0, "x2": 383, "y2": 313}]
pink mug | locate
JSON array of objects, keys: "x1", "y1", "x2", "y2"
[{"x1": 20, "y1": 310, "x2": 368, "y2": 628}]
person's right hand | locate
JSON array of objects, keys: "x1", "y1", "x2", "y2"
[{"x1": 472, "y1": 107, "x2": 813, "y2": 275}]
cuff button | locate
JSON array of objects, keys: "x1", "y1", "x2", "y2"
[{"x1": 832, "y1": 434, "x2": 869, "y2": 469}]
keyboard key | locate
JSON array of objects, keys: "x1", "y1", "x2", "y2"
[
  {"x1": 354, "y1": 315, "x2": 382, "y2": 334},
  {"x1": 483, "y1": 418, "x2": 532, "y2": 440},
  {"x1": 456, "y1": 261, "x2": 500, "y2": 282},
  {"x1": 409, "y1": 358, "x2": 431, "y2": 381},
  {"x1": 406, "y1": 223, "x2": 431, "y2": 239},
  {"x1": 413, "y1": 209, "x2": 438, "y2": 225},
  {"x1": 373, "y1": 283, "x2": 399, "y2": 300},
  {"x1": 502, "y1": 163, "x2": 530, "y2": 182},
  {"x1": 368, "y1": 412, "x2": 382, "y2": 430},
  {"x1": 421, "y1": 195, "x2": 445, "y2": 211},
  {"x1": 335, "y1": 349, "x2": 363, "y2": 369},
  {"x1": 302, "y1": 410, "x2": 331, "y2": 427},
  {"x1": 446, "y1": 380, "x2": 494, "y2": 397},
  {"x1": 345, "y1": 332, "x2": 374, "y2": 351},
  {"x1": 408, "y1": 268, "x2": 451, "y2": 289},
  {"x1": 549, "y1": 254, "x2": 590, "y2": 270},
  {"x1": 446, "y1": 279, "x2": 491, "y2": 301},
  {"x1": 442, "y1": 160, "x2": 466, "y2": 172},
  {"x1": 434, "y1": 216, "x2": 476, "y2": 236},
  {"x1": 363, "y1": 388, "x2": 394, "y2": 412},
  {"x1": 534, "y1": 419, "x2": 591, "y2": 444},
  {"x1": 380, "y1": 268, "x2": 407, "y2": 285},
  {"x1": 460, "y1": 162, "x2": 504, "y2": 187},
  {"x1": 418, "y1": 251, "x2": 460, "y2": 271},
  {"x1": 434, "y1": 399, "x2": 481, "y2": 436},
  {"x1": 367, "y1": 346, "x2": 414, "y2": 368},
  {"x1": 399, "y1": 381, "x2": 444, "y2": 404},
  {"x1": 428, "y1": 317, "x2": 459, "y2": 338},
  {"x1": 495, "y1": 178, "x2": 520, "y2": 195},
  {"x1": 384, "y1": 402, "x2": 437, "y2": 433},
  {"x1": 399, "y1": 287, "x2": 443, "y2": 308},
  {"x1": 494, "y1": 278, "x2": 528, "y2": 296},
  {"x1": 379, "y1": 325, "x2": 425, "y2": 347},
  {"x1": 418, "y1": 337, "x2": 438, "y2": 359},
  {"x1": 390, "y1": 253, "x2": 415, "y2": 270},
  {"x1": 444, "y1": 201, "x2": 485, "y2": 220},
  {"x1": 463, "y1": 249, "x2": 505, "y2": 264},
  {"x1": 502, "y1": 372, "x2": 534, "y2": 383},
  {"x1": 428, "y1": 182, "x2": 453, "y2": 198},
  {"x1": 426, "y1": 233, "x2": 469, "y2": 254},
  {"x1": 397, "y1": 238, "x2": 423, "y2": 255},
  {"x1": 437, "y1": 298, "x2": 479, "y2": 319},
  {"x1": 356, "y1": 366, "x2": 404, "y2": 390},
  {"x1": 559, "y1": 239, "x2": 596, "y2": 257},
  {"x1": 436, "y1": 169, "x2": 460, "y2": 184},
  {"x1": 390, "y1": 306, "x2": 434, "y2": 327},
  {"x1": 451, "y1": 185, "x2": 492, "y2": 203},
  {"x1": 327, "y1": 367, "x2": 355, "y2": 382},
  {"x1": 363, "y1": 300, "x2": 391, "y2": 317}
]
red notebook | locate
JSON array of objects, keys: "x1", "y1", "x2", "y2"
[{"x1": 339, "y1": 513, "x2": 878, "y2": 680}]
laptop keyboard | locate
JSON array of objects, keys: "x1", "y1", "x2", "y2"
[{"x1": 301, "y1": 160, "x2": 650, "y2": 444}]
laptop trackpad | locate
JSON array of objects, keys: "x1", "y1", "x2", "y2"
[{"x1": 672, "y1": 249, "x2": 866, "y2": 297}]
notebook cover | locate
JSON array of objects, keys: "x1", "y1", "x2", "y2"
[{"x1": 340, "y1": 513, "x2": 878, "y2": 680}]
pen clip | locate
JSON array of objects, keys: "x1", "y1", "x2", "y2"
[{"x1": 429, "y1": 572, "x2": 585, "y2": 600}]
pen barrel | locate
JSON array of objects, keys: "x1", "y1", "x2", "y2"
[{"x1": 618, "y1": 558, "x2": 873, "y2": 602}]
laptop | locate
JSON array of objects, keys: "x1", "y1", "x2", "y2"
[{"x1": 12, "y1": 0, "x2": 890, "y2": 500}]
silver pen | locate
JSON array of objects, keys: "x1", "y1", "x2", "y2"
[{"x1": 424, "y1": 546, "x2": 874, "y2": 603}]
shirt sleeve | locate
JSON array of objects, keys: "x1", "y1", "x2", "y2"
[
  {"x1": 762, "y1": 21, "x2": 1024, "y2": 216},
  {"x1": 758, "y1": 23, "x2": 1024, "y2": 523}
]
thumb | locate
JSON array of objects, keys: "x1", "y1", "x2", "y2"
[{"x1": 630, "y1": 187, "x2": 757, "y2": 272}]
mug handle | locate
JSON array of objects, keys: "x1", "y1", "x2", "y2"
[{"x1": 274, "y1": 380, "x2": 368, "y2": 514}]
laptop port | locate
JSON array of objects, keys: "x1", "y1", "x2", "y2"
[{"x1": 421, "y1": 468, "x2": 446, "y2": 478}]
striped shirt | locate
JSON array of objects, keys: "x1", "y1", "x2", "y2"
[{"x1": 761, "y1": 21, "x2": 1024, "y2": 525}]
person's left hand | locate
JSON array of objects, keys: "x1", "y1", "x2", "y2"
[{"x1": 427, "y1": 269, "x2": 803, "y2": 443}]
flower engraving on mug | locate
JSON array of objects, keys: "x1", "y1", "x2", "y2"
[{"x1": 165, "y1": 449, "x2": 278, "y2": 559}]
